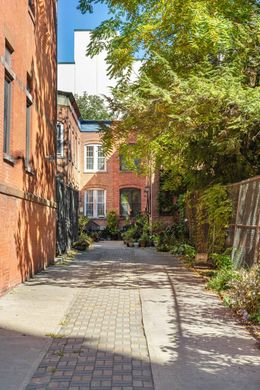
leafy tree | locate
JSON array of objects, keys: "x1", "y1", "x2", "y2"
[
  {"x1": 78, "y1": 0, "x2": 260, "y2": 190},
  {"x1": 75, "y1": 92, "x2": 113, "y2": 120}
]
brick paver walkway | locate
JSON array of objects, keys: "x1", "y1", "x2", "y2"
[
  {"x1": 26, "y1": 244, "x2": 154, "y2": 390},
  {"x1": 23, "y1": 241, "x2": 260, "y2": 390}
]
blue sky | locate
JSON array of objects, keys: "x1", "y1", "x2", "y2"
[{"x1": 58, "y1": 0, "x2": 110, "y2": 63}]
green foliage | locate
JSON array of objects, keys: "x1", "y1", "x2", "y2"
[
  {"x1": 139, "y1": 231, "x2": 149, "y2": 243},
  {"x1": 229, "y1": 266, "x2": 260, "y2": 323},
  {"x1": 78, "y1": 0, "x2": 260, "y2": 190},
  {"x1": 211, "y1": 252, "x2": 233, "y2": 270},
  {"x1": 197, "y1": 184, "x2": 233, "y2": 253},
  {"x1": 72, "y1": 233, "x2": 93, "y2": 251},
  {"x1": 170, "y1": 243, "x2": 197, "y2": 265},
  {"x1": 75, "y1": 92, "x2": 112, "y2": 120},
  {"x1": 158, "y1": 191, "x2": 177, "y2": 216},
  {"x1": 122, "y1": 226, "x2": 138, "y2": 242},
  {"x1": 78, "y1": 215, "x2": 89, "y2": 235},
  {"x1": 207, "y1": 268, "x2": 240, "y2": 292},
  {"x1": 106, "y1": 210, "x2": 120, "y2": 237}
]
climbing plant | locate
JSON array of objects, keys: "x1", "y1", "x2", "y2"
[{"x1": 197, "y1": 184, "x2": 233, "y2": 253}]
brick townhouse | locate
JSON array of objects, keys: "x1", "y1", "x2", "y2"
[
  {"x1": 77, "y1": 122, "x2": 175, "y2": 229},
  {"x1": 56, "y1": 91, "x2": 81, "y2": 253},
  {"x1": 0, "y1": 0, "x2": 57, "y2": 295},
  {"x1": 79, "y1": 120, "x2": 148, "y2": 229},
  {"x1": 55, "y1": 105, "x2": 149, "y2": 236},
  {"x1": 55, "y1": 101, "x2": 171, "y2": 236}
]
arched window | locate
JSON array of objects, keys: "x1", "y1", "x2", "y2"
[{"x1": 120, "y1": 188, "x2": 141, "y2": 217}]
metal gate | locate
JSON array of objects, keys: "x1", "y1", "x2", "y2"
[{"x1": 56, "y1": 177, "x2": 79, "y2": 255}]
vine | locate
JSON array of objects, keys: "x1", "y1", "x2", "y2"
[{"x1": 197, "y1": 184, "x2": 232, "y2": 253}]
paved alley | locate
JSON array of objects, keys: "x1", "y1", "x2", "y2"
[{"x1": 0, "y1": 242, "x2": 259, "y2": 390}]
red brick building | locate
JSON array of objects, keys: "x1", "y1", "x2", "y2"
[
  {"x1": 56, "y1": 91, "x2": 81, "y2": 253},
  {"x1": 0, "y1": 0, "x2": 57, "y2": 295},
  {"x1": 79, "y1": 121, "x2": 148, "y2": 229}
]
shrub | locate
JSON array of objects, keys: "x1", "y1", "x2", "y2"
[
  {"x1": 139, "y1": 232, "x2": 149, "y2": 244},
  {"x1": 211, "y1": 252, "x2": 233, "y2": 270},
  {"x1": 229, "y1": 266, "x2": 260, "y2": 323},
  {"x1": 106, "y1": 210, "x2": 120, "y2": 238},
  {"x1": 183, "y1": 244, "x2": 197, "y2": 264},
  {"x1": 122, "y1": 226, "x2": 138, "y2": 242},
  {"x1": 157, "y1": 244, "x2": 170, "y2": 252},
  {"x1": 78, "y1": 215, "x2": 89, "y2": 235},
  {"x1": 170, "y1": 243, "x2": 196, "y2": 265},
  {"x1": 197, "y1": 184, "x2": 232, "y2": 253},
  {"x1": 207, "y1": 268, "x2": 240, "y2": 292},
  {"x1": 72, "y1": 233, "x2": 93, "y2": 251}
]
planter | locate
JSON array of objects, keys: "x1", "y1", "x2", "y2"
[{"x1": 139, "y1": 241, "x2": 146, "y2": 248}]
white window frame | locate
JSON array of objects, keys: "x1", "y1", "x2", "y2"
[
  {"x1": 84, "y1": 144, "x2": 106, "y2": 172},
  {"x1": 56, "y1": 122, "x2": 64, "y2": 158},
  {"x1": 84, "y1": 189, "x2": 106, "y2": 218},
  {"x1": 77, "y1": 140, "x2": 80, "y2": 171}
]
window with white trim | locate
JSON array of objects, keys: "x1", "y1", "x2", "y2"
[
  {"x1": 84, "y1": 145, "x2": 106, "y2": 172},
  {"x1": 120, "y1": 188, "x2": 141, "y2": 217},
  {"x1": 85, "y1": 189, "x2": 106, "y2": 218},
  {"x1": 56, "y1": 122, "x2": 64, "y2": 157}
]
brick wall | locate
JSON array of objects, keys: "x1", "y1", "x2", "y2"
[
  {"x1": 0, "y1": 0, "x2": 57, "y2": 295},
  {"x1": 79, "y1": 131, "x2": 148, "y2": 228},
  {"x1": 57, "y1": 104, "x2": 81, "y2": 190},
  {"x1": 56, "y1": 94, "x2": 81, "y2": 253}
]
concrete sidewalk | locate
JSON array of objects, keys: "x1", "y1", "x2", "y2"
[{"x1": 0, "y1": 242, "x2": 259, "y2": 390}]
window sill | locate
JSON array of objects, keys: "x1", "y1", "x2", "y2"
[
  {"x1": 25, "y1": 165, "x2": 36, "y2": 176},
  {"x1": 87, "y1": 216, "x2": 106, "y2": 220},
  {"x1": 84, "y1": 170, "x2": 107, "y2": 174},
  {"x1": 3, "y1": 153, "x2": 15, "y2": 166},
  {"x1": 4, "y1": 63, "x2": 15, "y2": 81}
]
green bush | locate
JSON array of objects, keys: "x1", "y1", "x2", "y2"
[
  {"x1": 122, "y1": 226, "x2": 138, "y2": 241},
  {"x1": 197, "y1": 184, "x2": 232, "y2": 253},
  {"x1": 157, "y1": 243, "x2": 170, "y2": 252},
  {"x1": 106, "y1": 210, "x2": 120, "y2": 238},
  {"x1": 72, "y1": 233, "x2": 93, "y2": 251},
  {"x1": 229, "y1": 267, "x2": 260, "y2": 323},
  {"x1": 207, "y1": 268, "x2": 240, "y2": 292},
  {"x1": 78, "y1": 215, "x2": 89, "y2": 235},
  {"x1": 211, "y1": 252, "x2": 233, "y2": 270},
  {"x1": 170, "y1": 243, "x2": 196, "y2": 264}
]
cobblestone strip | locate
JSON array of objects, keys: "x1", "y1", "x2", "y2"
[{"x1": 26, "y1": 286, "x2": 154, "y2": 390}]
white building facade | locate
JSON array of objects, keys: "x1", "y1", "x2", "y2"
[{"x1": 58, "y1": 30, "x2": 140, "y2": 97}]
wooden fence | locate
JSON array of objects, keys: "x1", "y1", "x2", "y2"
[{"x1": 186, "y1": 176, "x2": 260, "y2": 267}]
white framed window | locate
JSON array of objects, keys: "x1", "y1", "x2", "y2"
[
  {"x1": 56, "y1": 122, "x2": 64, "y2": 157},
  {"x1": 84, "y1": 189, "x2": 106, "y2": 218},
  {"x1": 84, "y1": 144, "x2": 106, "y2": 172}
]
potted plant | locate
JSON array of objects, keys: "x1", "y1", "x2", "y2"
[
  {"x1": 139, "y1": 232, "x2": 149, "y2": 248},
  {"x1": 106, "y1": 210, "x2": 120, "y2": 240},
  {"x1": 128, "y1": 238, "x2": 134, "y2": 247}
]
